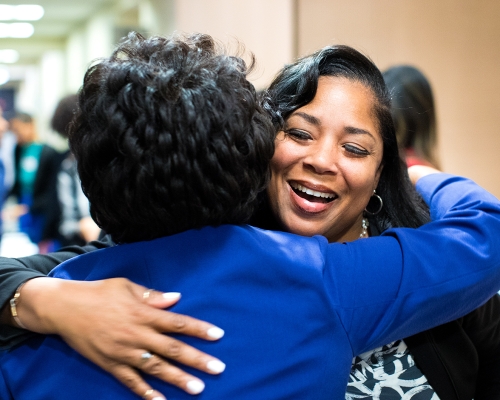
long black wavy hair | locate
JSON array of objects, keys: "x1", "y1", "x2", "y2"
[
  {"x1": 70, "y1": 32, "x2": 275, "y2": 243},
  {"x1": 259, "y1": 45, "x2": 430, "y2": 231}
]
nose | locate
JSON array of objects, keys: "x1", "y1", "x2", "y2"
[{"x1": 303, "y1": 142, "x2": 338, "y2": 175}]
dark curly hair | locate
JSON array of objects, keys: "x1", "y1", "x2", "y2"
[
  {"x1": 260, "y1": 45, "x2": 430, "y2": 231},
  {"x1": 70, "y1": 32, "x2": 275, "y2": 243}
]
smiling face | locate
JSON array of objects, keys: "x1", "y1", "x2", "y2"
[{"x1": 267, "y1": 76, "x2": 384, "y2": 242}]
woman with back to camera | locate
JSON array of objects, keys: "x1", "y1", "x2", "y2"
[{"x1": 1, "y1": 38, "x2": 500, "y2": 399}]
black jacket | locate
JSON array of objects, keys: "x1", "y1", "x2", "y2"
[
  {"x1": 406, "y1": 295, "x2": 500, "y2": 399},
  {"x1": 11, "y1": 144, "x2": 65, "y2": 242}
]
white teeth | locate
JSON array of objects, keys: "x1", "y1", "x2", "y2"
[{"x1": 290, "y1": 183, "x2": 335, "y2": 199}]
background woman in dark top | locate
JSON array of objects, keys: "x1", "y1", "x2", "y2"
[{"x1": 383, "y1": 65, "x2": 440, "y2": 169}]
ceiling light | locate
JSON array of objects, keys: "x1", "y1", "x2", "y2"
[
  {"x1": 0, "y1": 22, "x2": 34, "y2": 38},
  {"x1": 0, "y1": 4, "x2": 44, "y2": 21},
  {"x1": 0, "y1": 66, "x2": 9, "y2": 85},
  {"x1": 0, "y1": 49, "x2": 19, "y2": 63}
]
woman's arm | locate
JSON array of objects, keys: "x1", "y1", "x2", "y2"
[
  {"x1": 324, "y1": 171, "x2": 500, "y2": 355},
  {"x1": 0, "y1": 236, "x2": 225, "y2": 398},
  {"x1": 0, "y1": 238, "x2": 109, "y2": 316}
]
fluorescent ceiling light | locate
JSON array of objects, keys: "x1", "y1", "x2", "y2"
[
  {"x1": 0, "y1": 4, "x2": 44, "y2": 21},
  {"x1": 0, "y1": 49, "x2": 19, "y2": 63},
  {"x1": 0, "y1": 22, "x2": 34, "y2": 38},
  {"x1": 0, "y1": 66, "x2": 9, "y2": 85}
]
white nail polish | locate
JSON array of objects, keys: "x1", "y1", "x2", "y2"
[
  {"x1": 162, "y1": 292, "x2": 181, "y2": 299},
  {"x1": 186, "y1": 380, "x2": 205, "y2": 394},
  {"x1": 207, "y1": 326, "x2": 224, "y2": 339},
  {"x1": 207, "y1": 359, "x2": 226, "y2": 373},
  {"x1": 152, "y1": 397, "x2": 164, "y2": 400}
]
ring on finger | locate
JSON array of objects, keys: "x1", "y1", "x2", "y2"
[
  {"x1": 143, "y1": 389, "x2": 154, "y2": 399},
  {"x1": 141, "y1": 352, "x2": 155, "y2": 362},
  {"x1": 143, "y1": 289, "x2": 153, "y2": 299}
]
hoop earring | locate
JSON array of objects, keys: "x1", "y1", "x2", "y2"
[{"x1": 364, "y1": 190, "x2": 383, "y2": 216}]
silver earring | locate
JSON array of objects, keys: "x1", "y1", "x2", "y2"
[{"x1": 364, "y1": 190, "x2": 383, "y2": 216}]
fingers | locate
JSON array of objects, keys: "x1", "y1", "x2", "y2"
[
  {"x1": 107, "y1": 364, "x2": 166, "y2": 400},
  {"x1": 137, "y1": 286, "x2": 225, "y2": 342},
  {"x1": 110, "y1": 349, "x2": 209, "y2": 396},
  {"x1": 136, "y1": 351, "x2": 206, "y2": 395},
  {"x1": 149, "y1": 309, "x2": 225, "y2": 342},
  {"x1": 142, "y1": 289, "x2": 182, "y2": 308},
  {"x1": 98, "y1": 346, "x2": 213, "y2": 397},
  {"x1": 142, "y1": 333, "x2": 226, "y2": 376}
]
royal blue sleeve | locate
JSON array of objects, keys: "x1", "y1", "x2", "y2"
[
  {"x1": 321, "y1": 174, "x2": 500, "y2": 356},
  {"x1": 0, "y1": 365, "x2": 12, "y2": 400}
]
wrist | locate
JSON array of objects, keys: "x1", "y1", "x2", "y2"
[
  {"x1": 12, "y1": 277, "x2": 67, "y2": 334},
  {"x1": 10, "y1": 281, "x2": 29, "y2": 329},
  {"x1": 407, "y1": 165, "x2": 441, "y2": 185}
]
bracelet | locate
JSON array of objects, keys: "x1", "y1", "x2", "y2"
[{"x1": 10, "y1": 282, "x2": 28, "y2": 329}]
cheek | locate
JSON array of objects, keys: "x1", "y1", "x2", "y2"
[
  {"x1": 270, "y1": 139, "x2": 294, "y2": 175},
  {"x1": 340, "y1": 161, "x2": 381, "y2": 196},
  {"x1": 268, "y1": 140, "x2": 296, "y2": 208}
]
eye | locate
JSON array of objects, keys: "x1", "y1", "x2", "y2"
[
  {"x1": 284, "y1": 129, "x2": 312, "y2": 141},
  {"x1": 343, "y1": 144, "x2": 370, "y2": 156}
]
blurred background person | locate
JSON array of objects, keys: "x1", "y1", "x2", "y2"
[
  {"x1": 8, "y1": 112, "x2": 64, "y2": 253},
  {"x1": 0, "y1": 107, "x2": 16, "y2": 196},
  {"x1": 0, "y1": 107, "x2": 8, "y2": 243},
  {"x1": 383, "y1": 65, "x2": 441, "y2": 169},
  {"x1": 51, "y1": 94, "x2": 99, "y2": 246}
]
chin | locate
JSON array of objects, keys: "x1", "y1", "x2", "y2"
[{"x1": 285, "y1": 222, "x2": 324, "y2": 238}]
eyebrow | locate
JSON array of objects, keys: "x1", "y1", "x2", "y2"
[
  {"x1": 345, "y1": 126, "x2": 376, "y2": 140},
  {"x1": 291, "y1": 111, "x2": 321, "y2": 126},
  {"x1": 291, "y1": 111, "x2": 376, "y2": 140}
]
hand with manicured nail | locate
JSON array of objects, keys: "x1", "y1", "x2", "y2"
[{"x1": 13, "y1": 277, "x2": 225, "y2": 399}]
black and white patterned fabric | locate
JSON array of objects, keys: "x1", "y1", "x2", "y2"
[{"x1": 346, "y1": 340, "x2": 440, "y2": 399}]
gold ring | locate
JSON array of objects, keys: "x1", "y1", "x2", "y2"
[{"x1": 143, "y1": 389, "x2": 154, "y2": 399}]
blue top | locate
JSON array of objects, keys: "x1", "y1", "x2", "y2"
[
  {"x1": 2, "y1": 174, "x2": 500, "y2": 399},
  {"x1": 17, "y1": 143, "x2": 43, "y2": 201}
]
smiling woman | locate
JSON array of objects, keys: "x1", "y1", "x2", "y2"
[
  {"x1": 257, "y1": 44, "x2": 500, "y2": 399},
  {"x1": 267, "y1": 76, "x2": 384, "y2": 242},
  {"x1": 259, "y1": 45, "x2": 430, "y2": 241}
]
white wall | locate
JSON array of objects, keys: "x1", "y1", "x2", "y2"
[
  {"x1": 38, "y1": 50, "x2": 67, "y2": 148},
  {"x1": 66, "y1": 30, "x2": 86, "y2": 93},
  {"x1": 85, "y1": 10, "x2": 116, "y2": 63}
]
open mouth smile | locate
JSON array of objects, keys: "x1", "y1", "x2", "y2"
[{"x1": 289, "y1": 182, "x2": 337, "y2": 204}]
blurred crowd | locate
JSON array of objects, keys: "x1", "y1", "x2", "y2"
[{"x1": 0, "y1": 96, "x2": 100, "y2": 254}]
